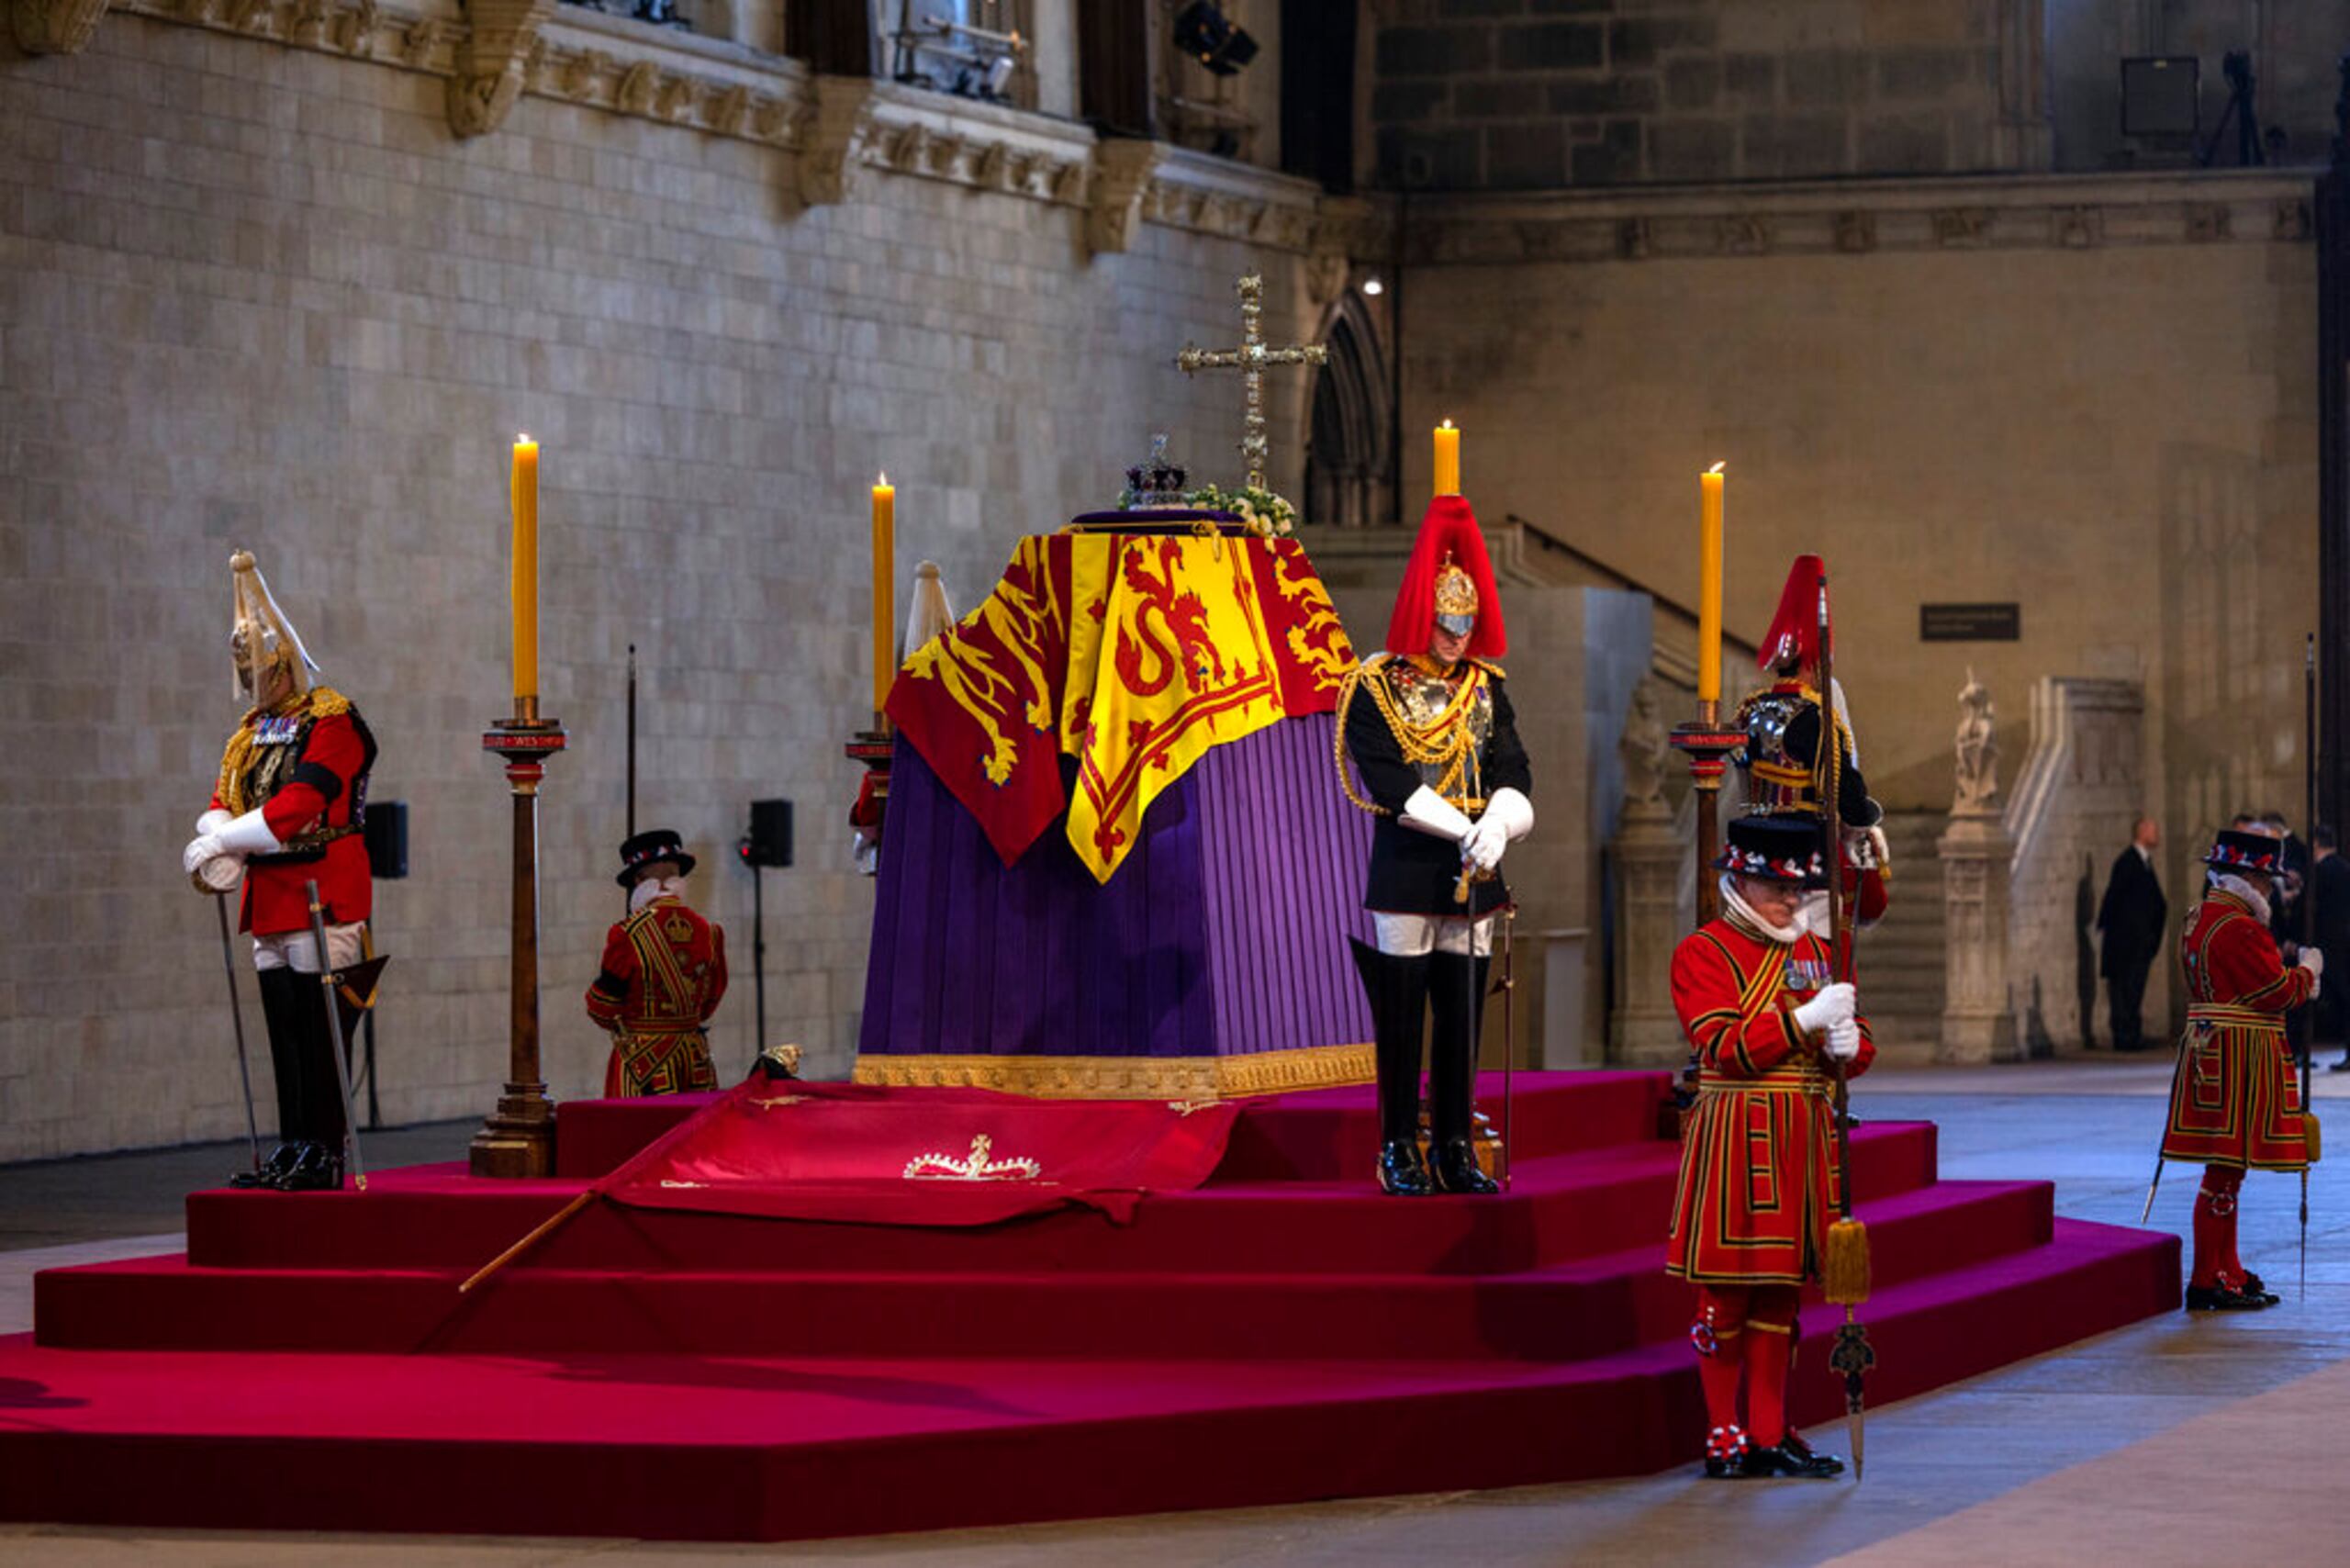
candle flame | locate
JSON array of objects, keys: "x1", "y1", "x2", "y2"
[
  {"x1": 517, "y1": 433, "x2": 533, "y2": 444},
  {"x1": 1707, "y1": 460, "x2": 1726, "y2": 474},
  {"x1": 877, "y1": 472, "x2": 890, "y2": 487},
  {"x1": 1440, "y1": 419, "x2": 1455, "y2": 431}
]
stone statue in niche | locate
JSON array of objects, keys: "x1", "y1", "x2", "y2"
[
  {"x1": 1620, "y1": 677, "x2": 1671, "y2": 812},
  {"x1": 1953, "y1": 667, "x2": 1998, "y2": 812}
]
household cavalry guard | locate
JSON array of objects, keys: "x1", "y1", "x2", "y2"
[
  {"x1": 2160, "y1": 827, "x2": 2321, "y2": 1310},
  {"x1": 1337, "y1": 495, "x2": 1534, "y2": 1197},
  {"x1": 182, "y1": 550, "x2": 378, "y2": 1192},
  {"x1": 1666, "y1": 814, "x2": 1873, "y2": 1480},
  {"x1": 587, "y1": 829, "x2": 729, "y2": 1096},
  {"x1": 1736, "y1": 554, "x2": 1889, "y2": 932}
]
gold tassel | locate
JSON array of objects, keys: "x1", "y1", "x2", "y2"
[
  {"x1": 1823, "y1": 1217, "x2": 1871, "y2": 1305},
  {"x1": 2306, "y1": 1110, "x2": 2321, "y2": 1164}
]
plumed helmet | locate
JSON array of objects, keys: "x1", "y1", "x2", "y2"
[
  {"x1": 228, "y1": 549, "x2": 319, "y2": 705},
  {"x1": 1383, "y1": 495, "x2": 1506, "y2": 659}
]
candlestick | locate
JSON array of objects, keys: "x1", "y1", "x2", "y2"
[
  {"x1": 1434, "y1": 420, "x2": 1460, "y2": 498},
  {"x1": 1697, "y1": 461, "x2": 1725, "y2": 714},
  {"x1": 871, "y1": 474, "x2": 896, "y2": 724},
  {"x1": 510, "y1": 436, "x2": 539, "y2": 706}
]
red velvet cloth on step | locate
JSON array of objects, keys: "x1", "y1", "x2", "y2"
[{"x1": 597, "y1": 1080, "x2": 1243, "y2": 1226}]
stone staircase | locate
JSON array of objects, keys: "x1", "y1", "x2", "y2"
[{"x1": 1854, "y1": 810, "x2": 1947, "y2": 1060}]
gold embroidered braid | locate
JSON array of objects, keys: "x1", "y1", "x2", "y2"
[
  {"x1": 214, "y1": 688, "x2": 354, "y2": 813},
  {"x1": 1332, "y1": 661, "x2": 1387, "y2": 815},
  {"x1": 1332, "y1": 656, "x2": 1489, "y2": 814}
]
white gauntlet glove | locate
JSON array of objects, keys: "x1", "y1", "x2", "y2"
[
  {"x1": 182, "y1": 806, "x2": 283, "y2": 875},
  {"x1": 1824, "y1": 1019, "x2": 1862, "y2": 1062},
  {"x1": 1790, "y1": 981, "x2": 1855, "y2": 1036},
  {"x1": 1399, "y1": 785, "x2": 1474, "y2": 843},
  {"x1": 2300, "y1": 946, "x2": 2324, "y2": 999}
]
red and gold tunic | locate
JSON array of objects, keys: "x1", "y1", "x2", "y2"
[
  {"x1": 1666, "y1": 914, "x2": 1875, "y2": 1285},
  {"x1": 209, "y1": 688, "x2": 376, "y2": 936},
  {"x1": 587, "y1": 896, "x2": 728, "y2": 1097},
  {"x1": 2161, "y1": 890, "x2": 2313, "y2": 1170}
]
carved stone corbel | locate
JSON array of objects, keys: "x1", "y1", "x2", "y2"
[
  {"x1": 447, "y1": 0, "x2": 552, "y2": 140},
  {"x1": 8, "y1": 0, "x2": 109, "y2": 54},
  {"x1": 798, "y1": 78, "x2": 879, "y2": 206},
  {"x1": 1088, "y1": 140, "x2": 1164, "y2": 256}
]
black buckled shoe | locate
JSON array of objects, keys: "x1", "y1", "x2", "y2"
[
  {"x1": 268, "y1": 1142, "x2": 345, "y2": 1193},
  {"x1": 229, "y1": 1143, "x2": 300, "y2": 1189},
  {"x1": 1702, "y1": 1424, "x2": 1751, "y2": 1479},
  {"x1": 1743, "y1": 1431, "x2": 1845, "y2": 1478},
  {"x1": 1427, "y1": 1137, "x2": 1499, "y2": 1195},
  {"x1": 2237, "y1": 1271, "x2": 2280, "y2": 1304},
  {"x1": 1377, "y1": 1138, "x2": 1435, "y2": 1196},
  {"x1": 2184, "y1": 1281, "x2": 2275, "y2": 1312}
]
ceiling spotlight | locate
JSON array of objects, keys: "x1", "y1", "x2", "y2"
[
  {"x1": 1360, "y1": 276, "x2": 1384, "y2": 297},
  {"x1": 1173, "y1": 2, "x2": 1259, "y2": 77}
]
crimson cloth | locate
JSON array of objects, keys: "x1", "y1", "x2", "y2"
[
  {"x1": 2160, "y1": 890, "x2": 2314, "y2": 1170},
  {"x1": 210, "y1": 705, "x2": 374, "y2": 935},
  {"x1": 598, "y1": 1081, "x2": 1243, "y2": 1227},
  {"x1": 1665, "y1": 914, "x2": 1874, "y2": 1285}
]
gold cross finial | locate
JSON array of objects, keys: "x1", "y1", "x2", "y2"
[{"x1": 1175, "y1": 273, "x2": 1327, "y2": 492}]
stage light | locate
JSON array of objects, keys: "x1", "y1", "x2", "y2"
[{"x1": 1173, "y1": 2, "x2": 1258, "y2": 77}]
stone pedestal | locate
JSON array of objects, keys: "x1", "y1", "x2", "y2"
[
  {"x1": 1938, "y1": 807, "x2": 2019, "y2": 1063},
  {"x1": 1609, "y1": 799, "x2": 1687, "y2": 1065}
]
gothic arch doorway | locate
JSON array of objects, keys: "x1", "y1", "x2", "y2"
[{"x1": 1305, "y1": 290, "x2": 1392, "y2": 529}]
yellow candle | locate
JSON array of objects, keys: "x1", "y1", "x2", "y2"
[
  {"x1": 871, "y1": 474, "x2": 896, "y2": 721},
  {"x1": 1433, "y1": 420, "x2": 1460, "y2": 498},
  {"x1": 1698, "y1": 462, "x2": 1726, "y2": 706},
  {"x1": 510, "y1": 435, "x2": 539, "y2": 703}
]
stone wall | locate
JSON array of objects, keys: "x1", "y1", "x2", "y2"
[
  {"x1": 0, "y1": 11, "x2": 1360, "y2": 1159},
  {"x1": 1393, "y1": 169, "x2": 2318, "y2": 976},
  {"x1": 1368, "y1": 0, "x2": 2045, "y2": 190}
]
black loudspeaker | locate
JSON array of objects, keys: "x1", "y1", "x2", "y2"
[
  {"x1": 745, "y1": 799, "x2": 794, "y2": 868},
  {"x1": 364, "y1": 801, "x2": 409, "y2": 879}
]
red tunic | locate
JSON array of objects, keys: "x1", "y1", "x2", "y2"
[
  {"x1": 1665, "y1": 915, "x2": 1875, "y2": 1285},
  {"x1": 209, "y1": 693, "x2": 376, "y2": 936},
  {"x1": 2161, "y1": 890, "x2": 2313, "y2": 1170},
  {"x1": 587, "y1": 897, "x2": 729, "y2": 1096}
]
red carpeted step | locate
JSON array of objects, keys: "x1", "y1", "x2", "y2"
[
  {"x1": 552, "y1": 1072, "x2": 1675, "y2": 1182},
  {"x1": 0, "y1": 1218, "x2": 2178, "y2": 1542},
  {"x1": 44, "y1": 1178, "x2": 2049, "y2": 1360},
  {"x1": 180, "y1": 1123, "x2": 1941, "y2": 1277}
]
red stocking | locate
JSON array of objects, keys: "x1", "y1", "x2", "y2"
[
  {"x1": 1745, "y1": 1286, "x2": 1801, "y2": 1448},
  {"x1": 2192, "y1": 1166, "x2": 2244, "y2": 1290},
  {"x1": 1691, "y1": 1286, "x2": 1749, "y2": 1459}
]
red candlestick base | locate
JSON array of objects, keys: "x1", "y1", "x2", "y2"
[{"x1": 473, "y1": 713, "x2": 568, "y2": 1179}]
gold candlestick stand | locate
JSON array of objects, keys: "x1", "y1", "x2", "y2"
[
  {"x1": 1668, "y1": 700, "x2": 1744, "y2": 926},
  {"x1": 472, "y1": 694, "x2": 567, "y2": 1178}
]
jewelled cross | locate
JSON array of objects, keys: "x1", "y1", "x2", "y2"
[{"x1": 1175, "y1": 273, "x2": 1327, "y2": 492}]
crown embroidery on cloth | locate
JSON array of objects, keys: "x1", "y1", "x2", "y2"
[{"x1": 902, "y1": 1133, "x2": 1043, "y2": 1182}]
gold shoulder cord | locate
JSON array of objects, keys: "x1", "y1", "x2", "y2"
[{"x1": 1331, "y1": 656, "x2": 1484, "y2": 814}]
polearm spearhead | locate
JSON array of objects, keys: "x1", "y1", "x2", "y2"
[{"x1": 1830, "y1": 1317, "x2": 1876, "y2": 1481}]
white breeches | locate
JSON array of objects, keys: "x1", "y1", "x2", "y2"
[
  {"x1": 252, "y1": 922, "x2": 365, "y2": 974},
  {"x1": 1372, "y1": 912, "x2": 1495, "y2": 958}
]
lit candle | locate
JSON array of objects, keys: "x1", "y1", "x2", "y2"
[
  {"x1": 510, "y1": 435, "x2": 539, "y2": 705},
  {"x1": 1698, "y1": 461, "x2": 1726, "y2": 707},
  {"x1": 1433, "y1": 419, "x2": 1460, "y2": 498},
  {"x1": 871, "y1": 473, "x2": 896, "y2": 722}
]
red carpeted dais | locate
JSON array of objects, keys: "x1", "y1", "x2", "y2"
[{"x1": 5, "y1": 1071, "x2": 2177, "y2": 1540}]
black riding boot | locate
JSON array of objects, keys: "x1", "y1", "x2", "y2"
[
  {"x1": 230, "y1": 969, "x2": 308, "y2": 1188},
  {"x1": 1349, "y1": 939, "x2": 1434, "y2": 1195},
  {"x1": 272, "y1": 965, "x2": 346, "y2": 1192},
  {"x1": 1427, "y1": 948, "x2": 1498, "y2": 1194}
]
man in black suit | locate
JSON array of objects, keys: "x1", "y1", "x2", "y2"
[
  {"x1": 2312, "y1": 825, "x2": 2350, "y2": 1071},
  {"x1": 2096, "y1": 815, "x2": 2166, "y2": 1051}
]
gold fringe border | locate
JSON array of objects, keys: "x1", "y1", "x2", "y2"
[{"x1": 852, "y1": 1042, "x2": 1374, "y2": 1101}]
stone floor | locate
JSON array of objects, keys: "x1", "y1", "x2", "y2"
[{"x1": 4, "y1": 1056, "x2": 2347, "y2": 1567}]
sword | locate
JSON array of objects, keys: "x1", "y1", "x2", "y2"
[
  {"x1": 305, "y1": 879, "x2": 368, "y2": 1192},
  {"x1": 214, "y1": 892, "x2": 263, "y2": 1173},
  {"x1": 1502, "y1": 906, "x2": 1516, "y2": 1192},
  {"x1": 2302, "y1": 633, "x2": 2317, "y2": 1298}
]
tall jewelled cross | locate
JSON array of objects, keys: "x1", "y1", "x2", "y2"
[{"x1": 1175, "y1": 272, "x2": 1327, "y2": 492}]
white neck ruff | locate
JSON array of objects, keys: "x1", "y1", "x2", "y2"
[{"x1": 1719, "y1": 874, "x2": 1804, "y2": 946}]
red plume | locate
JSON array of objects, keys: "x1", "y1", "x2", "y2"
[
  {"x1": 1757, "y1": 554, "x2": 1827, "y2": 672},
  {"x1": 1383, "y1": 495, "x2": 1507, "y2": 659}
]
